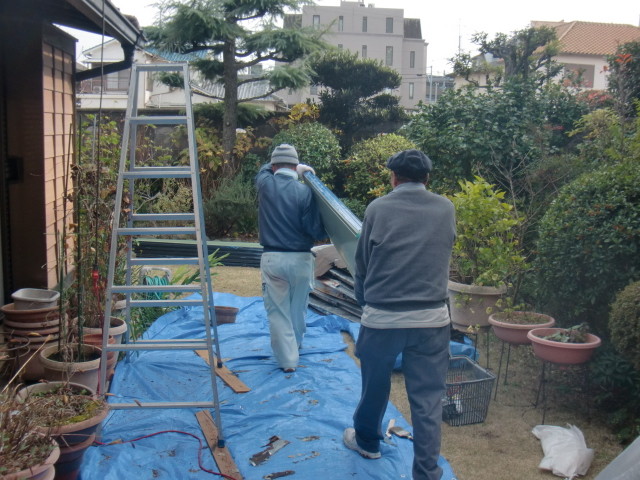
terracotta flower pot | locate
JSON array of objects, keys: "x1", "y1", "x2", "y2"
[
  {"x1": 448, "y1": 280, "x2": 506, "y2": 330},
  {"x1": 527, "y1": 327, "x2": 602, "y2": 365},
  {"x1": 0, "y1": 439, "x2": 59, "y2": 480},
  {"x1": 81, "y1": 316, "x2": 128, "y2": 345},
  {"x1": 214, "y1": 306, "x2": 239, "y2": 325},
  {"x1": 16, "y1": 382, "x2": 108, "y2": 480},
  {"x1": 488, "y1": 312, "x2": 556, "y2": 345},
  {"x1": 0, "y1": 303, "x2": 61, "y2": 323}
]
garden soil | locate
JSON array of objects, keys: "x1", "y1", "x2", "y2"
[{"x1": 214, "y1": 266, "x2": 624, "y2": 480}]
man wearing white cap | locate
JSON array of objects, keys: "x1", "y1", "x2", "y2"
[{"x1": 255, "y1": 144, "x2": 327, "y2": 373}]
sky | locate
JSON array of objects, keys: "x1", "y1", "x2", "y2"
[{"x1": 63, "y1": 0, "x2": 640, "y2": 74}]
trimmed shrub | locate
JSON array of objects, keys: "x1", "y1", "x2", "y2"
[
  {"x1": 270, "y1": 122, "x2": 341, "y2": 190},
  {"x1": 342, "y1": 134, "x2": 416, "y2": 205},
  {"x1": 534, "y1": 159, "x2": 640, "y2": 333},
  {"x1": 609, "y1": 281, "x2": 640, "y2": 371},
  {"x1": 203, "y1": 176, "x2": 258, "y2": 239}
]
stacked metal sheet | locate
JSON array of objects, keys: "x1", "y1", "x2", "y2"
[
  {"x1": 133, "y1": 239, "x2": 263, "y2": 268},
  {"x1": 309, "y1": 267, "x2": 362, "y2": 323}
]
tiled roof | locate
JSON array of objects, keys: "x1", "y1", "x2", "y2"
[
  {"x1": 194, "y1": 79, "x2": 284, "y2": 103},
  {"x1": 145, "y1": 47, "x2": 209, "y2": 62},
  {"x1": 532, "y1": 20, "x2": 640, "y2": 56}
]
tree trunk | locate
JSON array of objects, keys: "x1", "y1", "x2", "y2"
[{"x1": 222, "y1": 37, "x2": 238, "y2": 177}]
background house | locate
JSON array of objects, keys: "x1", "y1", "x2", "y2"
[
  {"x1": 0, "y1": 0, "x2": 143, "y2": 304},
  {"x1": 532, "y1": 20, "x2": 640, "y2": 90},
  {"x1": 279, "y1": 0, "x2": 428, "y2": 110},
  {"x1": 77, "y1": 40, "x2": 288, "y2": 114},
  {"x1": 454, "y1": 20, "x2": 640, "y2": 90}
]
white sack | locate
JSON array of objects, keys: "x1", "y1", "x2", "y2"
[{"x1": 532, "y1": 424, "x2": 595, "y2": 479}]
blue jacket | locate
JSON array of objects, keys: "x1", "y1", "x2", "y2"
[{"x1": 255, "y1": 164, "x2": 327, "y2": 252}]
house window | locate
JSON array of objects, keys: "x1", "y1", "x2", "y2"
[
  {"x1": 338, "y1": 44, "x2": 343, "y2": 50},
  {"x1": 338, "y1": 16, "x2": 344, "y2": 32},
  {"x1": 385, "y1": 46, "x2": 393, "y2": 66},
  {"x1": 310, "y1": 84, "x2": 318, "y2": 95},
  {"x1": 362, "y1": 45, "x2": 367, "y2": 59},
  {"x1": 562, "y1": 63, "x2": 595, "y2": 88},
  {"x1": 105, "y1": 69, "x2": 130, "y2": 91},
  {"x1": 313, "y1": 15, "x2": 320, "y2": 28},
  {"x1": 409, "y1": 82, "x2": 414, "y2": 99},
  {"x1": 410, "y1": 51, "x2": 415, "y2": 69},
  {"x1": 386, "y1": 17, "x2": 393, "y2": 33},
  {"x1": 362, "y1": 16, "x2": 367, "y2": 32}
]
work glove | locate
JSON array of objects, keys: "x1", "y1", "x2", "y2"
[{"x1": 296, "y1": 164, "x2": 315, "y2": 179}]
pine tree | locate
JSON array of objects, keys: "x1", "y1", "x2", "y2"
[{"x1": 146, "y1": 0, "x2": 327, "y2": 174}]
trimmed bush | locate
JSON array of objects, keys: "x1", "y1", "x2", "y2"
[
  {"x1": 609, "y1": 281, "x2": 640, "y2": 371},
  {"x1": 534, "y1": 159, "x2": 640, "y2": 333},
  {"x1": 270, "y1": 122, "x2": 341, "y2": 190},
  {"x1": 203, "y1": 176, "x2": 258, "y2": 239},
  {"x1": 342, "y1": 134, "x2": 416, "y2": 205}
]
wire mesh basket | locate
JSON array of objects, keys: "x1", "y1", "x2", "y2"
[{"x1": 442, "y1": 355, "x2": 495, "y2": 426}]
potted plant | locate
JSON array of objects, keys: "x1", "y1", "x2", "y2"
[
  {"x1": 0, "y1": 386, "x2": 60, "y2": 480},
  {"x1": 488, "y1": 310, "x2": 556, "y2": 345},
  {"x1": 527, "y1": 323, "x2": 602, "y2": 365},
  {"x1": 447, "y1": 177, "x2": 527, "y2": 330},
  {"x1": 16, "y1": 381, "x2": 109, "y2": 480}
]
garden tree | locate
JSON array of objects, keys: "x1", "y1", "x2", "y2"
[
  {"x1": 607, "y1": 40, "x2": 640, "y2": 119},
  {"x1": 145, "y1": 0, "x2": 328, "y2": 175},
  {"x1": 402, "y1": 80, "x2": 590, "y2": 193},
  {"x1": 308, "y1": 50, "x2": 407, "y2": 150},
  {"x1": 451, "y1": 26, "x2": 562, "y2": 87}
]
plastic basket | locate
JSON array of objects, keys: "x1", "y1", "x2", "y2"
[
  {"x1": 11, "y1": 288, "x2": 60, "y2": 310},
  {"x1": 442, "y1": 355, "x2": 495, "y2": 426}
]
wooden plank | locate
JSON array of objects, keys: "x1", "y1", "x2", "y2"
[
  {"x1": 195, "y1": 351, "x2": 251, "y2": 393},
  {"x1": 195, "y1": 410, "x2": 243, "y2": 480}
]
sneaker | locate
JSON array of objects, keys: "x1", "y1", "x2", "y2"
[{"x1": 343, "y1": 428, "x2": 381, "y2": 459}]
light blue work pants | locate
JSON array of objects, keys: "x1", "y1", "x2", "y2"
[
  {"x1": 260, "y1": 252, "x2": 314, "y2": 369},
  {"x1": 354, "y1": 324, "x2": 450, "y2": 480}
]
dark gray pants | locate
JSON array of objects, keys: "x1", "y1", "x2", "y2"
[{"x1": 353, "y1": 325, "x2": 450, "y2": 480}]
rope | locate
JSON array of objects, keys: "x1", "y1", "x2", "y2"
[{"x1": 93, "y1": 429, "x2": 238, "y2": 479}]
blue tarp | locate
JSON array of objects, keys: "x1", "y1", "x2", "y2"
[{"x1": 81, "y1": 293, "x2": 462, "y2": 479}]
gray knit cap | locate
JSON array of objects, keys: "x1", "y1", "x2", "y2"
[{"x1": 270, "y1": 144, "x2": 299, "y2": 165}]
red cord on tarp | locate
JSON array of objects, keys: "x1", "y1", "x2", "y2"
[{"x1": 93, "y1": 429, "x2": 237, "y2": 479}]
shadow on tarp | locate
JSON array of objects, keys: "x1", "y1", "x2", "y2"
[{"x1": 81, "y1": 292, "x2": 459, "y2": 480}]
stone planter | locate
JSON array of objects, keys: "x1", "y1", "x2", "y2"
[
  {"x1": 39, "y1": 344, "x2": 102, "y2": 393},
  {"x1": 527, "y1": 328, "x2": 602, "y2": 365},
  {"x1": 448, "y1": 280, "x2": 506, "y2": 330},
  {"x1": 488, "y1": 312, "x2": 556, "y2": 345}
]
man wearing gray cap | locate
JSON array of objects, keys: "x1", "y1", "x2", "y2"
[
  {"x1": 255, "y1": 144, "x2": 327, "y2": 373},
  {"x1": 343, "y1": 149, "x2": 455, "y2": 480}
]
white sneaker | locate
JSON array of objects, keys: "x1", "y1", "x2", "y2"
[{"x1": 343, "y1": 428, "x2": 381, "y2": 459}]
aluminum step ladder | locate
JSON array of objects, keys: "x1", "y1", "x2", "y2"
[{"x1": 99, "y1": 62, "x2": 225, "y2": 446}]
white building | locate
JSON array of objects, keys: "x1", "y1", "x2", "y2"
[{"x1": 280, "y1": 0, "x2": 427, "y2": 110}]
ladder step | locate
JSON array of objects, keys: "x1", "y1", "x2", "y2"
[
  {"x1": 130, "y1": 213, "x2": 196, "y2": 222},
  {"x1": 134, "y1": 64, "x2": 187, "y2": 73},
  {"x1": 130, "y1": 257, "x2": 200, "y2": 265},
  {"x1": 130, "y1": 116, "x2": 187, "y2": 125},
  {"x1": 107, "y1": 340, "x2": 212, "y2": 351},
  {"x1": 127, "y1": 299, "x2": 208, "y2": 308},
  {"x1": 117, "y1": 227, "x2": 197, "y2": 236},
  {"x1": 109, "y1": 401, "x2": 218, "y2": 410},
  {"x1": 110, "y1": 285, "x2": 201, "y2": 293},
  {"x1": 123, "y1": 169, "x2": 192, "y2": 179}
]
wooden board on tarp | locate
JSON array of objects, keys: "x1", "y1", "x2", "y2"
[
  {"x1": 195, "y1": 351, "x2": 251, "y2": 393},
  {"x1": 196, "y1": 410, "x2": 243, "y2": 480},
  {"x1": 309, "y1": 299, "x2": 361, "y2": 323}
]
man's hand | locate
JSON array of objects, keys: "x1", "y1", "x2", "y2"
[{"x1": 296, "y1": 164, "x2": 315, "y2": 179}]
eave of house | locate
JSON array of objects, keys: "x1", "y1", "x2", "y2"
[{"x1": 5, "y1": 0, "x2": 145, "y2": 48}]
